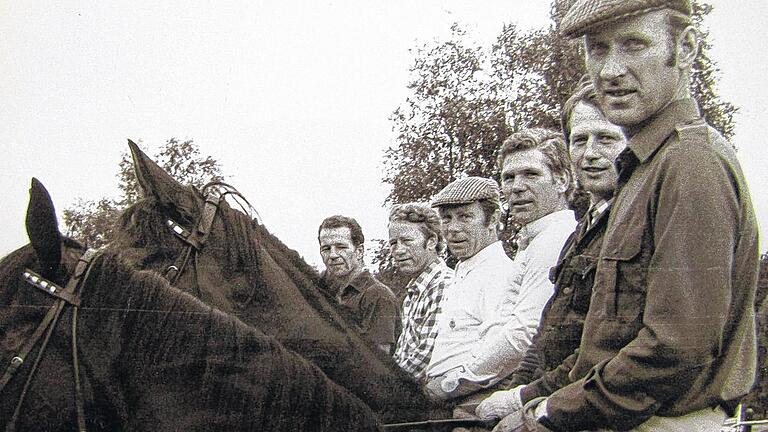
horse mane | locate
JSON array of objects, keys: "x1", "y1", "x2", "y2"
[
  {"x1": 0, "y1": 242, "x2": 379, "y2": 430},
  {"x1": 110, "y1": 194, "x2": 441, "y2": 422}
]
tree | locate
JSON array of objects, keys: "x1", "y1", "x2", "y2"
[
  {"x1": 383, "y1": 24, "x2": 510, "y2": 205},
  {"x1": 63, "y1": 138, "x2": 224, "y2": 248},
  {"x1": 383, "y1": 1, "x2": 737, "y2": 206}
]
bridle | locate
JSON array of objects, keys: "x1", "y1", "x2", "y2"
[
  {"x1": 162, "y1": 181, "x2": 260, "y2": 290},
  {"x1": 1, "y1": 248, "x2": 99, "y2": 432}
]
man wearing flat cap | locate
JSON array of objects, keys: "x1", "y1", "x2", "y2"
[
  {"x1": 423, "y1": 171, "x2": 574, "y2": 411},
  {"x1": 518, "y1": 1, "x2": 760, "y2": 431}
]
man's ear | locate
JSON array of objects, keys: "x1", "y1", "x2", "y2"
[
  {"x1": 488, "y1": 208, "x2": 501, "y2": 229},
  {"x1": 425, "y1": 235, "x2": 438, "y2": 251},
  {"x1": 355, "y1": 244, "x2": 365, "y2": 262},
  {"x1": 554, "y1": 171, "x2": 570, "y2": 195},
  {"x1": 677, "y1": 26, "x2": 698, "y2": 69}
]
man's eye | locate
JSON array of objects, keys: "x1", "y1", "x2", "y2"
[
  {"x1": 598, "y1": 135, "x2": 617, "y2": 144},
  {"x1": 588, "y1": 42, "x2": 608, "y2": 56},
  {"x1": 572, "y1": 138, "x2": 587, "y2": 147},
  {"x1": 624, "y1": 39, "x2": 647, "y2": 51}
]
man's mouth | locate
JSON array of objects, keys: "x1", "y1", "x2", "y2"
[
  {"x1": 603, "y1": 88, "x2": 637, "y2": 103},
  {"x1": 582, "y1": 166, "x2": 607, "y2": 174},
  {"x1": 511, "y1": 199, "x2": 533, "y2": 209}
]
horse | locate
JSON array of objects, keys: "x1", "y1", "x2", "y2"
[
  {"x1": 0, "y1": 178, "x2": 381, "y2": 431},
  {"x1": 106, "y1": 140, "x2": 444, "y2": 423}
]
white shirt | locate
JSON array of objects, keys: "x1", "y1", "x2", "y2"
[{"x1": 426, "y1": 209, "x2": 577, "y2": 386}]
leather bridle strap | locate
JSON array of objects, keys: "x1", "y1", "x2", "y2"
[
  {"x1": 2, "y1": 249, "x2": 98, "y2": 432},
  {"x1": 164, "y1": 188, "x2": 222, "y2": 285}
]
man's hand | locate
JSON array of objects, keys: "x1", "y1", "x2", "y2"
[
  {"x1": 475, "y1": 385, "x2": 525, "y2": 420},
  {"x1": 520, "y1": 397, "x2": 553, "y2": 432},
  {"x1": 423, "y1": 369, "x2": 462, "y2": 401}
]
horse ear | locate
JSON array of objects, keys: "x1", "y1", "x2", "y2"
[
  {"x1": 26, "y1": 178, "x2": 62, "y2": 276},
  {"x1": 128, "y1": 139, "x2": 196, "y2": 212}
]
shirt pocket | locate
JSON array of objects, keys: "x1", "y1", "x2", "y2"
[
  {"x1": 598, "y1": 222, "x2": 647, "y2": 323},
  {"x1": 567, "y1": 254, "x2": 597, "y2": 314}
]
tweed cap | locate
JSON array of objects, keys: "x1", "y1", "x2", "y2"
[
  {"x1": 561, "y1": 0, "x2": 692, "y2": 38},
  {"x1": 431, "y1": 176, "x2": 501, "y2": 208}
]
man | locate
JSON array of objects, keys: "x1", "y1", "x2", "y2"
[
  {"x1": 518, "y1": 2, "x2": 759, "y2": 431},
  {"x1": 389, "y1": 203, "x2": 453, "y2": 383},
  {"x1": 475, "y1": 81, "x2": 627, "y2": 427},
  {"x1": 318, "y1": 215, "x2": 398, "y2": 354},
  {"x1": 425, "y1": 129, "x2": 576, "y2": 404}
]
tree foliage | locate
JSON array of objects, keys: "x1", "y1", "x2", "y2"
[
  {"x1": 383, "y1": 0, "x2": 736, "y2": 206},
  {"x1": 63, "y1": 138, "x2": 224, "y2": 248}
]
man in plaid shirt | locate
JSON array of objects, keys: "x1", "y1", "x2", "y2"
[{"x1": 389, "y1": 203, "x2": 453, "y2": 383}]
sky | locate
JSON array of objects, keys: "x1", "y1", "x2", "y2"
[{"x1": 1, "y1": 0, "x2": 766, "y2": 268}]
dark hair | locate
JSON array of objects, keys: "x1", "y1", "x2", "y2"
[
  {"x1": 496, "y1": 127, "x2": 574, "y2": 201},
  {"x1": 435, "y1": 198, "x2": 500, "y2": 227},
  {"x1": 389, "y1": 203, "x2": 446, "y2": 253},
  {"x1": 318, "y1": 215, "x2": 364, "y2": 247}
]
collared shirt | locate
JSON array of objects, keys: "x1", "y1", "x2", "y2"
[
  {"x1": 330, "y1": 269, "x2": 399, "y2": 348},
  {"x1": 427, "y1": 210, "x2": 576, "y2": 389},
  {"x1": 545, "y1": 99, "x2": 760, "y2": 431},
  {"x1": 393, "y1": 258, "x2": 453, "y2": 382},
  {"x1": 507, "y1": 203, "x2": 611, "y2": 404}
]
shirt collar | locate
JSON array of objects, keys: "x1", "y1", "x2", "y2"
[
  {"x1": 456, "y1": 240, "x2": 504, "y2": 274},
  {"x1": 517, "y1": 209, "x2": 575, "y2": 251},
  {"x1": 405, "y1": 257, "x2": 446, "y2": 296},
  {"x1": 588, "y1": 198, "x2": 612, "y2": 217},
  {"x1": 347, "y1": 269, "x2": 373, "y2": 292},
  {"x1": 627, "y1": 98, "x2": 700, "y2": 164}
]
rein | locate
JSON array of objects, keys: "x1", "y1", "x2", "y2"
[{"x1": 1, "y1": 248, "x2": 99, "y2": 432}]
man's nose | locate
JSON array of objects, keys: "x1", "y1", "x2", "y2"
[
  {"x1": 391, "y1": 242, "x2": 405, "y2": 255},
  {"x1": 510, "y1": 177, "x2": 527, "y2": 193},
  {"x1": 584, "y1": 137, "x2": 602, "y2": 159},
  {"x1": 599, "y1": 48, "x2": 627, "y2": 81}
]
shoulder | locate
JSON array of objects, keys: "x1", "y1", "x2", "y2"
[{"x1": 362, "y1": 273, "x2": 397, "y2": 302}]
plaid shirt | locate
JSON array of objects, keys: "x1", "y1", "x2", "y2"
[{"x1": 393, "y1": 258, "x2": 453, "y2": 382}]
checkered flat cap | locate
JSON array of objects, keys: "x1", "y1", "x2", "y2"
[
  {"x1": 431, "y1": 177, "x2": 501, "y2": 208},
  {"x1": 561, "y1": 0, "x2": 691, "y2": 38}
]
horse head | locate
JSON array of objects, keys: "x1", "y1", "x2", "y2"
[
  {"x1": 2, "y1": 178, "x2": 382, "y2": 431},
  {"x1": 110, "y1": 141, "x2": 443, "y2": 422}
]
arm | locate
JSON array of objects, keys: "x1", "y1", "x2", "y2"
[
  {"x1": 395, "y1": 279, "x2": 446, "y2": 381},
  {"x1": 467, "y1": 237, "x2": 564, "y2": 380},
  {"x1": 545, "y1": 146, "x2": 740, "y2": 431},
  {"x1": 359, "y1": 285, "x2": 399, "y2": 351}
]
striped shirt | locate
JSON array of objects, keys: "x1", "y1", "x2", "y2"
[{"x1": 393, "y1": 258, "x2": 453, "y2": 382}]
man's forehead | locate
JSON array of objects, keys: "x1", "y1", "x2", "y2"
[
  {"x1": 502, "y1": 148, "x2": 547, "y2": 171},
  {"x1": 319, "y1": 227, "x2": 353, "y2": 243},
  {"x1": 438, "y1": 201, "x2": 481, "y2": 215},
  {"x1": 584, "y1": 9, "x2": 669, "y2": 41}
]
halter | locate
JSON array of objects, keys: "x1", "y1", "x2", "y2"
[
  {"x1": 1, "y1": 248, "x2": 99, "y2": 432},
  {"x1": 163, "y1": 181, "x2": 261, "y2": 289}
]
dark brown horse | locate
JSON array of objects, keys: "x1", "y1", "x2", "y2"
[
  {"x1": 0, "y1": 178, "x2": 380, "y2": 431},
  {"x1": 107, "y1": 141, "x2": 443, "y2": 423}
]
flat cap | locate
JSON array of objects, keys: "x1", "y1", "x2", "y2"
[
  {"x1": 561, "y1": 0, "x2": 691, "y2": 38},
  {"x1": 431, "y1": 176, "x2": 501, "y2": 208}
]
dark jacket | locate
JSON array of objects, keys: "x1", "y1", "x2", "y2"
[
  {"x1": 545, "y1": 99, "x2": 760, "y2": 431},
  {"x1": 507, "y1": 206, "x2": 609, "y2": 404}
]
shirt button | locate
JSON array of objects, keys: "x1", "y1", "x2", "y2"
[
  {"x1": 562, "y1": 286, "x2": 573, "y2": 295},
  {"x1": 449, "y1": 319, "x2": 456, "y2": 329}
]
